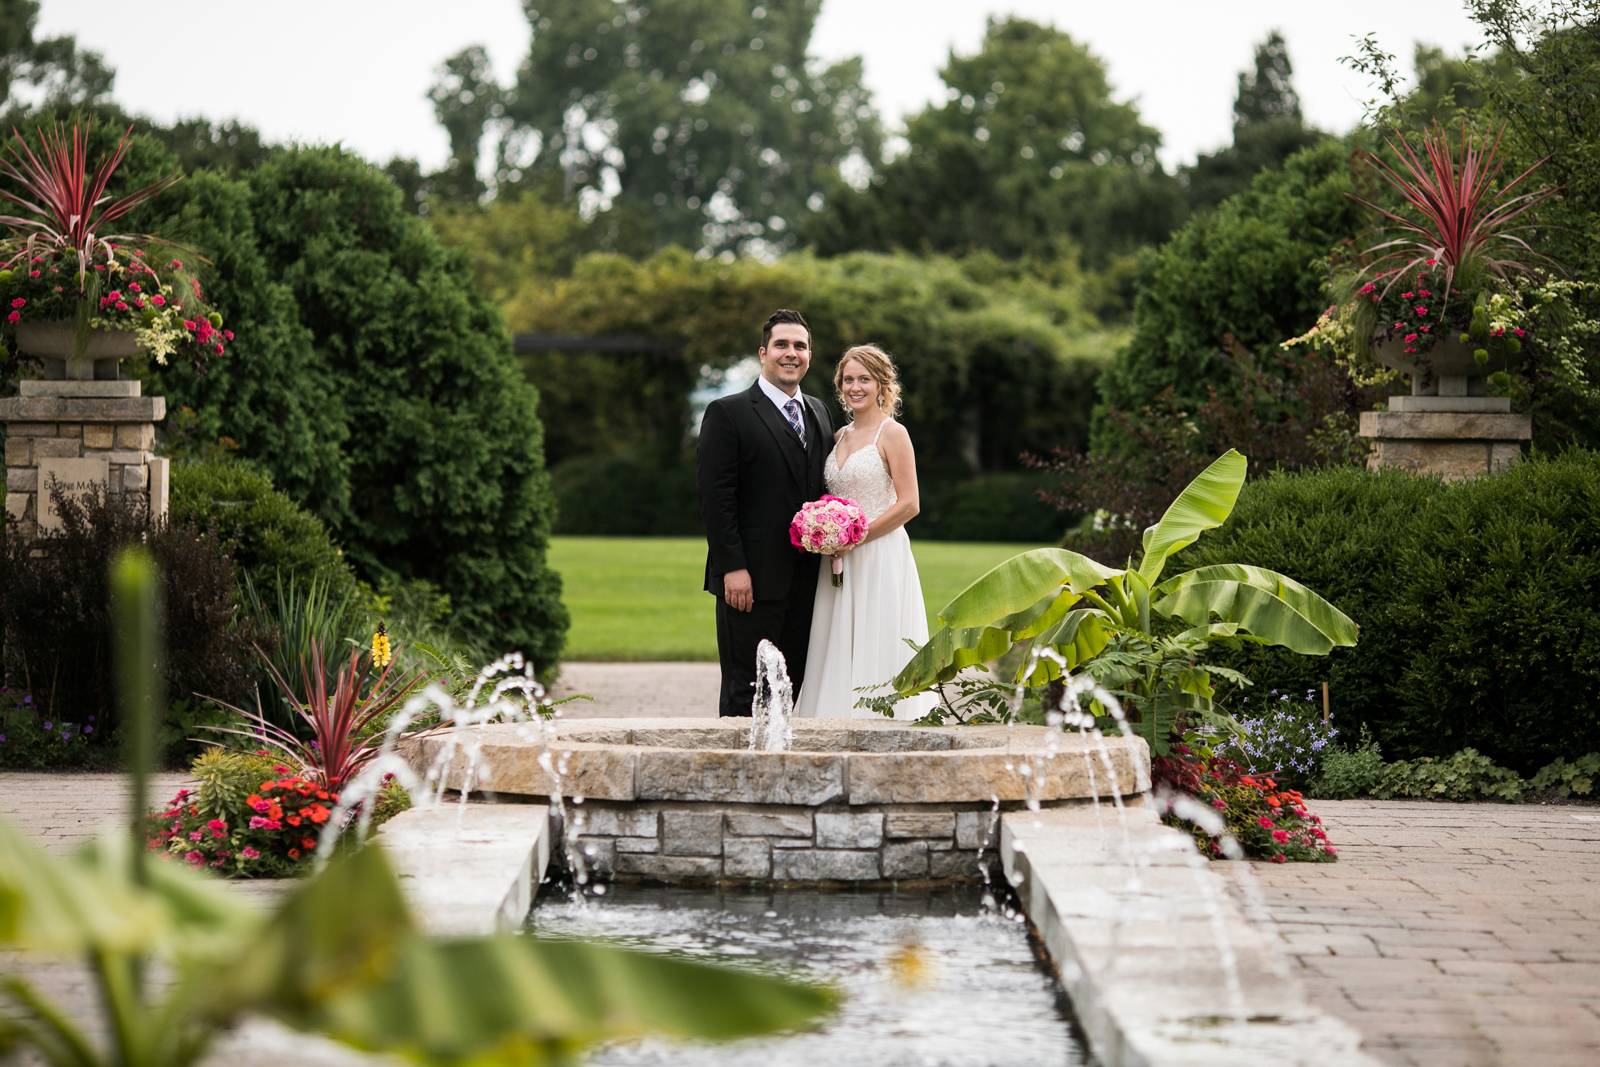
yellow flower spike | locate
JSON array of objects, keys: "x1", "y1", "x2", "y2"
[{"x1": 371, "y1": 621, "x2": 392, "y2": 668}]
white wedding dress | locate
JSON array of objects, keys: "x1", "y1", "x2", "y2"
[{"x1": 794, "y1": 421, "x2": 940, "y2": 721}]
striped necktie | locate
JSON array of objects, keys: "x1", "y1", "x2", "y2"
[{"x1": 783, "y1": 397, "x2": 806, "y2": 446}]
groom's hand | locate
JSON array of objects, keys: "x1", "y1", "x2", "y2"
[{"x1": 723, "y1": 569, "x2": 754, "y2": 613}]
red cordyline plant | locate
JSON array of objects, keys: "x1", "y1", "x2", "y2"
[
  {"x1": 0, "y1": 120, "x2": 177, "y2": 286},
  {"x1": 1350, "y1": 122, "x2": 1557, "y2": 308},
  {"x1": 212, "y1": 643, "x2": 428, "y2": 791}
]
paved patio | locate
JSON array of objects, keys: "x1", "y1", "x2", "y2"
[
  {"x1": 3, "y1": 686, "x2": 1600, "y2": 1065},
  {"x1": 1226, "y1": 799, "x2": 1600, "y2": 1067}
]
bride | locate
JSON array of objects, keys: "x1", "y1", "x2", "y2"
[{"x1": 794, "y1": 344, "x2": 938, "y2": 721}]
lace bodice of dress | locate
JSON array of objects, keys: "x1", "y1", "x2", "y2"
[{"x1": 824, "y1": 422, "x2": 897, "y2": 522}]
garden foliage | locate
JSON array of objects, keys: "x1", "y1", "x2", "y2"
[
  {"x1": 126, "y1": 145, "x2": 567, "y2": 666},
  {"x1": 1094, "y1": 138, "x2": 1367, "y2": 452},
  {"x1": 886, "y1": 451, "x2": 1359, "y2": 754},
  {"x1": 1185, "y1": 454, "x2": 1600, "y2": 771},
  {"x1": 1155, "y1": 746, "x2": 1337, "y2": 863},
  {"x1": 170, "y1": 458, "x2": 359, "y2": 600},
  {"x1": 506, "y1": 248, "x2": 1109, "y2": 540},
  {"x1": 0, "y1": 486, "x2": 259, "y2": 767}
]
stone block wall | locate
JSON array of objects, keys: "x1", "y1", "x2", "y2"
[
  {"x1": 1359, "y1": 403, "x2": 1532, "y2": 482},
  {"x1": 563, "y1": 800, "x2": 1017, "y2": 885},
  {"x1": 1, "y1": 381, "x2": 168, "y2": 536}
]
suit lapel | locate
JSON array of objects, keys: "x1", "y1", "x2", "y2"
[{"x1": 748, "y1": 382, "x2": 807, "y2": 490}]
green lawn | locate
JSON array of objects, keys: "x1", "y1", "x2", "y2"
[{"x1": 549, "y1": 536, "x2": 1043, "y2": 661}]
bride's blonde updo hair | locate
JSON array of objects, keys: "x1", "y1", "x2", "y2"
[{"x1": 834, "y1": 343, "x2": 902, "y2": 418}]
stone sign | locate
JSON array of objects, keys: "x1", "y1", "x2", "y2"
[{"x1": 36, "y1": 456, "x2": 109, "y2": 531}]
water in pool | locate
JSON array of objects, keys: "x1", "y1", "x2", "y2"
[{"x1": 529, "y1": 883, "x2": 1093, "y2": 1066}]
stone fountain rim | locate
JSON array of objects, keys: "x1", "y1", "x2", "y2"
[{"x1": 415, "y1": 716, "x2": 1152, "y2": 805}]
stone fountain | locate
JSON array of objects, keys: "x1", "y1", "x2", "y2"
[{"x1": 411, "y1": 717, "x2": 1150, "y2": 885}]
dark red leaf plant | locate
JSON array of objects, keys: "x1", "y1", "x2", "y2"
[
  {"x1": 211, "y1": 642, "x2": 429, "y2": 791},
  {"x1": 1349, "y1": 121, "x2": 1556, "y2": 305},
  {"x1": 0, "y1": 120, "x2": 177, "y2": 289}
]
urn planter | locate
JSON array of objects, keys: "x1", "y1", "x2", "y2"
[
  {"x1": 1372, "y1": 333, "x2": 1506, "y2": 398},
  {"x1": 13, "y1": 321, "x2": 139, "y2": 381}
]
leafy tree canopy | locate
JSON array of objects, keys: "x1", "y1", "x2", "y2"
[
  {"x1": 432, "y1": 0, "x2": 882, "y2": 253},
  {"x1": 0, "y1": 0, "x2": 113, "y2": 113},
  {"x1": 802, "y1": 17, "x2": 1185, "y2": 265}
]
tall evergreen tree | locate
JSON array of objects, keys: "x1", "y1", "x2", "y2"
[{"x1": 1184, "y1": 31, "x2": 1324, "y2": 212}]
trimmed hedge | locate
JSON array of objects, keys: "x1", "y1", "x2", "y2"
[
  {"x1": 1184, "y1": 455, "x2": 1600, "y2": 772},
  {"x1": 170, "y1": 458, "x2": 360, "y2": 598}
]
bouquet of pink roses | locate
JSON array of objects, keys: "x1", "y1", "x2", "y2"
[{"x1": 790, "y1": 494, "x2": 869, "y2": 587}]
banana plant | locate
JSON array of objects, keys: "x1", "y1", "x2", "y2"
[
  {"x1": 887, "y1": 450, "x2": 1358, "y2": 753},
  {"x1": 0, "y1": 550, "x2": 837, "y2": 1067}
]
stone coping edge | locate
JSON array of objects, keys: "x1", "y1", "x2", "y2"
[
  {"x1": 374, "y1": 801, "x2": 550, "y2": 935},
  {"x1": 1002, "y1": 807, "x2": 1381, "y2": 1067}
]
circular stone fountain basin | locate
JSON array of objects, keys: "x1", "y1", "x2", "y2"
[{"x1": 411, "y1": 717, "x2": 1149, "y2": 885}]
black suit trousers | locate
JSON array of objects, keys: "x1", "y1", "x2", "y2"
[{"x1": 714, "y1": 575, "x2": 818, "y2": 717}]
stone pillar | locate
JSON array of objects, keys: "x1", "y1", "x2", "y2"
[
  {"x1": 1, "y1": 380, "x2": 168, "y2": 539},
  {"x1": 1358, "y1": 396, "x2": 1532, "y2": 482}
]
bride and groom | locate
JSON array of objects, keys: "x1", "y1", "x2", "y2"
[{"x1": 697, "y1": 308, "x2": 937, "y2": 720}]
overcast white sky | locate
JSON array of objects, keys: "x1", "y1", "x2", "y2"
[{"x1": 36, "y1": 1, "x2": 1483, "y2": 171}]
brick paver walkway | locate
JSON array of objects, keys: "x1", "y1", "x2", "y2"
[{"x1": 1228, "y1": 799, "x2": 1600, "y2": 1067}]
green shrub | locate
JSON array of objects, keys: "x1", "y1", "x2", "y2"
[
  {"x1": 551, "y1": 451, "x2": 699, "y2": 536},
  {"x1": 190, "y1": 748, "x2": 288, "y2": 820},
  {"x1": 1529, "y1": 754, "x2": 1599, "y2": 800},
  {"x1": 370, "y1": 777, "x2": 413, "y2": 829},
  {"x1": 1310, "y1": 727, "x2": 1386, "y2": 800},
  {"x1": 917, "y1": 471, "x2": 1063, "y2": 542},
  {"x1": 1095, "y1": 138, "x2": 1366, "y2": 452},
  {"x1": 0, "y1": 487, "x2": 264, "y2": 769},
  {"x1": 1374, "y1": 749, "x2": 1527, "y2": 803},
  {"x1": 170, "y1": 458, "x2": 359, "y2": 597},
  {"x1": 1184, "y1": 453, "x2": 1600, "y2": 772},
  {"x1": 140, "y1": 147, "x2": 567, "y2": 667}
]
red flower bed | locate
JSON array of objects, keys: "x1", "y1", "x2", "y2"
[
  {"x1": 1154, "y1": 746, "x2": 1337, "y2": 864},
  {"x1": 147, "y1": 775, "x2": 338, "y2": 878}
]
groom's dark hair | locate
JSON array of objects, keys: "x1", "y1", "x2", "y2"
[{"x1": 761, "y1": 308, "x2": 809, "y2": 349}]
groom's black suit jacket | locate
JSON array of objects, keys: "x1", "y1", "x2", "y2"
[{"x1": 697, "y1": 381, "x2": 833, "y2": 600}]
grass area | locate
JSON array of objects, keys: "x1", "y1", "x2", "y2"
[{"x1": 549, "y1": 536, "x2": 1044, "y2": 661}]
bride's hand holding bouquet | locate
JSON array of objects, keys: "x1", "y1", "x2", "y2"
[{"x1": 790, "y1": 494, "x2": 868, "y2": 587}]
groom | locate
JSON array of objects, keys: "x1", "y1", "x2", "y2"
[{"x1": 697, "y1": 309, "x2": 833, "y2": 717}]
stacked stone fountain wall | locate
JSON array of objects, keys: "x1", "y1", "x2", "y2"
[{"x1": 571, "y1": 801, "x2": 1007, "y2": 884}]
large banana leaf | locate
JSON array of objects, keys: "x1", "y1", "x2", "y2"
[
  {"x1": 892, "y1": 621, "x2": 1022, "y2": 692},
  {"x1": 0, "y1": 819, "x2": 254, "y2": 957},
  {"x1": 191, "y1": 838, "x2": 415, "y2": 1023},
  {"x1": 936, "y1": 548, "x2": 1119, "y2": 629},
  {"x1": 1021, "y1": 609, "x2": 1114, "y2": 685},
  {"x1": 1154, "y1": 563, "x2": 1359, "y2": 655},
  {"x1": 1135, "y1": 450, "x2": 1247, "y2": 585},
  {"x1": 288, "y1": 935, "x2": 837, "y2": 1066}
]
